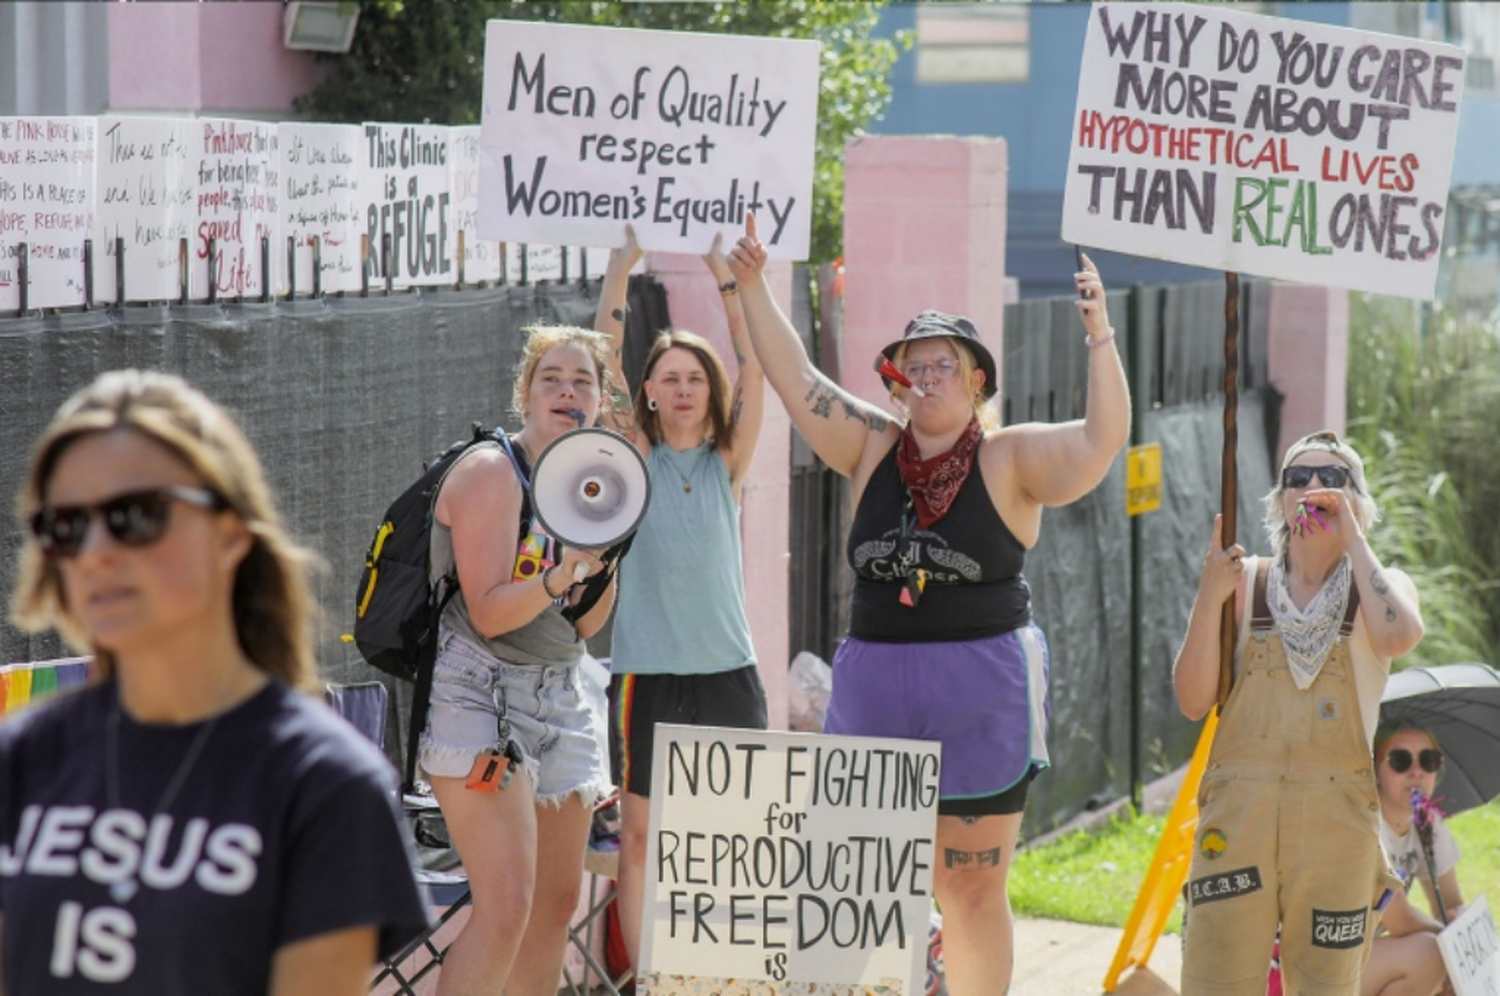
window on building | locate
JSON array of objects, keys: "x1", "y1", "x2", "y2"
[{"x1": 914, "y1": 3, "x2": 1030, "y2": 85}]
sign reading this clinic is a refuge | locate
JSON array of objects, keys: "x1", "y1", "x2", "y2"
[
  {"x1": 640, "y1": 726, "x2": 940, "y2": 996},
  {"x1": 478, "y1": 21, "x2": 819, "y2": 258},
  {"x1": 1063, "y1": 2, "x2": 1466, "y2": 300}
]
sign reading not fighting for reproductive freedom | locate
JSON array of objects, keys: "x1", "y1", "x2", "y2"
[
  {"x1": 477, "y1": 21, "x2": 819, "y2": 259},
  {"x1": 639, "y1": 726, "x2": 940, "y2": 996},
  {"x1": 1062, "y1": 2, "x2": 1466, "y2": 300}
]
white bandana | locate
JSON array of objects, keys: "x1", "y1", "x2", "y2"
[{"x1": 1266, "y1": 555, "x2": 1352, "y2": 690}]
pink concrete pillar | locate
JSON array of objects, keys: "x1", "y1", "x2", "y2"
[
  {"x1": 645, "y1": 252, "x2": 792, "y2": 731},
  {"x1": 842, "y1": 136, "x2": 1008, "y2": 410},
  {"x1": 1265, "y1": 283, "x2": 1350, "y2": 457}
]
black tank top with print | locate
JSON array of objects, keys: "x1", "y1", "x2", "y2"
[{"x1": 847, "y1": 444, "x2": 1031, "y2": 642}]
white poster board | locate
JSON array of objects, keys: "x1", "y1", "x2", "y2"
[
  {"x1": 1438, "y1": 895, "x2": 1500, "y2": 996},
  {"x1": 194, "y1": 119, "x2": 279, "y2": 299},
  {"x1": 0, "y1": 117, "x2": 96, "y2": 311},
  {"x1": 359, "y1": 122, "x2": 454, "y2": 288},
  {"x1": 94, "y1": 117, "x2": 195, "y2": 303},
  {"x1": 641, "y1": 726, "x2": 940, "y2": 995},
  {"x1": 1063, "y1": 2, "x2": 1466, "y2": 300},
  {"x1": 448, "y1": 126, "x2": 502, "y2": 285},
  {"x1": 478, "y1": 21, "x2": 819, "y2": 258},
  {"x1": 281, "y1": 123, "x2": 363, "y2": 295}
]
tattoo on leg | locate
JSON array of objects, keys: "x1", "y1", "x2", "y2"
[
  {"x1": 1370, "y1": 570, "x2": 1397, "y2": 623},
  {"x1": 945, "y1": 846, "x2": 1003, "y2": 870}
]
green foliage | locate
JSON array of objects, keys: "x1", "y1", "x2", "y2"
[
  {"x1": 295, "y1": 1, "x2": 909, "y2": 262},
  {"x1": 1345, "y1": 296, "x2": 1500, "y2": 668}
]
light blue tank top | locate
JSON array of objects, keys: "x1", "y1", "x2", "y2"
[{"x1": 612, "y1": 442, "x2": 756, "y2": 676}]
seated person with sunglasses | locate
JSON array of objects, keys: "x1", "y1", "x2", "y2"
[
  {"x1": 1175, "y1": 430, "x2": 1425, "y2": 995},
  {"x1": 1361, "y1": 721, "x2": 1463, "y2": 996},
  {"x1": 4, "y1": 370, "x2": 428, "y2": 996}
]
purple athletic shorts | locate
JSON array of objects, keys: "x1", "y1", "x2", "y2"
[{"x1": 824, "y1": 624, "x2": 1050, "y2": 806}]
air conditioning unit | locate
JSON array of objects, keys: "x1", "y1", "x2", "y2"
[{"x1": 283, "y1": 1, "x2": 360, "y2": 54}]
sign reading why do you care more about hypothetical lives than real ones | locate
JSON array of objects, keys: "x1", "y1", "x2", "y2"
[
  {"x1": 478, "y1": 21, "x2": 819, "y2": 259},
  {"x1": 1062, "y1": 2, "x2": 1466, "y2": 300},
  {"x1": 639, "y1": 726, "x2": 941, "y2": 996}
]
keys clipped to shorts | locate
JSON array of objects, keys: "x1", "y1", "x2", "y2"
[
  {"x1": 466, "y1": 739, "x2": 524, "y2": 792},
  {"x1": 900, "y1": 568, "x2": 929, "y2": 608}
]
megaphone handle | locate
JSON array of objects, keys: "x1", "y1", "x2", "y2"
[{"x1": 573, "y1": 562, "x2": 588, "y2": 584}]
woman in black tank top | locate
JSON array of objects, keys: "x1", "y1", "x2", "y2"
[{"x1": 729, "y1": 216, "x2": 1130, "y2": 995}]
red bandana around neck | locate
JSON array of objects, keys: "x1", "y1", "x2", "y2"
[{"x1": 896, "y1": 417, "x2": 983, "y2": 529}]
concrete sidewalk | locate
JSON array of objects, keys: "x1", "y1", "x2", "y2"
[{"x1": 1012, "y1": 916, "x2": 1181, "y2": 995}]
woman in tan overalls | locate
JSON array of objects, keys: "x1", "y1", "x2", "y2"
[{"x1": 1173, "y1": 431, "x2": 1425, "y2": 994}]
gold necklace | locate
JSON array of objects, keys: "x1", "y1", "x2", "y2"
[{"x1": 662, "y1": 444, "x2": 710, "y2": 493}]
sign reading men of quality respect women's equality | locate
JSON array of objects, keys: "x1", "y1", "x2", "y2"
[
  {"x1": 640, "y1": 727, "x2": 940, "y2": 996},
  {"x1": 1062, "y1": 2, "x2": 1467, "y2": 300},
  {"x1": 477, "y1": 21, "x2": 819, "y2": 258}
]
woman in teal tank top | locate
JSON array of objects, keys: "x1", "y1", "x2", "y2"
[{"x1": 595, "y1": 224, "x2": 770, "y2": 978}]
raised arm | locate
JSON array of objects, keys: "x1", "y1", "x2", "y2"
[
  {"x1": 704, "y1": 234, "x2": 764, "y2": 487},
  {"x1": 1008, "y1": 252, "x2": 1130, "y2": 506},
  {"x1": 727, "y1": 214, "x2": 895, "y2": 479},
  {"x1": 595, "y1": 225, "x2": 645, "y2": 443},
  {"x1": 1174, "y1": 515, "x2": 1247, "y2": 721}
]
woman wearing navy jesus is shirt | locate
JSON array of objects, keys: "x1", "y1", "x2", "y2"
[
  {"x1": 729, "y1": 218, "x2": 1130, "y2": 995},
  {"x1": 2, "y1": 370, "x2": 427, "y2": 995}
]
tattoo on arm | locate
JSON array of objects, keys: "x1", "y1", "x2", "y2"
[
  {"x1": 610, "y1": 306, "x2": 627, "y2": 325},
  {"x1": 730, "y1": 388, "x2": 743, "y2": 429},
  {"x1": 805, "y1": 384, "x2": 835, "y2": 419},
  {"x1": 1370, "y1": 569, "x2": 1397, "y2": 623},
  {"x1": 944, "y1": 846, "x2": 1003, "y2": 870}
]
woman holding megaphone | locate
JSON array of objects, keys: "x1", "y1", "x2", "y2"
[
  {"x1": 418, "y1": 325, "x2": 620, "y2": 995},
  {"x1": 595, "y1": 223, "x2": 769, "y2": 978}
]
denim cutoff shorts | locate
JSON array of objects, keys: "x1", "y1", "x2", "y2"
[{"x1": 418, "y1": 626, "x2": 610, "y2": 807}]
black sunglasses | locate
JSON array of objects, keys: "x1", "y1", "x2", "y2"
[
  {"x1": 1281, "y1": 464, "x2": 1351, "y2": 490},
  {"x1": 30, "y1": 486, "x2": 226, "y2": 560},
  {"x1": 1385, "y1": 747, "x2": 1442, "y2": 774}
]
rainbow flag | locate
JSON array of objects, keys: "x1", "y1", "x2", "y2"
[{"x1": 0, "y1": 658, "x2": 90, "y2": 718}]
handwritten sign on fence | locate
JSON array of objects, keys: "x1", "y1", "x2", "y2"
[
  {"x1": 1062, "y1": 2, "x2": 1466, "y2": 300},
  {"x1": 281, "y1": 123, "x2": 362, "y2": 295},
  {"x1": 0, "y1": 117, "x2": 95, "y2": 311},
  {"x1": 360, "y1": 122, "x2": 453, "y2": 288},
  {"x1": 94, "y1": 117, "x2": 195, "y2": 304},
  {"x1": 196, "y1": 119, "x2": 279, "y2": 299},
  {"x1": 640, "y1": 726, "x2": 939, "y2": 995},
  {"x1": 448, "y1": 126, "x2": 502, "y2": 285},
  {"x1": 478, "y1": 20, "x2": 819, "y2": 258}
]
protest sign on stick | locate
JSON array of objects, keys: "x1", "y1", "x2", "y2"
[
  {"x1": 281, "y1": 123, "x2": 362, "y2": 295},
  {"x1": 360, "y1": 122, "x2": 453, "y2": 289},
  {"x1": 0, "y1": 117, "x2": 95, "y2": 311},
  {"x1": 94, "y1": 117, "x2": 194, "y2": 304},
  {"x1": 1063, "y1": 1, "x2": 1466, "y2": 300},
  {"x1": 478, "y1": 20, "x2": 818, "y2": 258},
  {"x1": 640, "y1": 726, "x2": 940, "y2": 996}
]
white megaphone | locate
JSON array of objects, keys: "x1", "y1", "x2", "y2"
[{"x1": 531, "y1": 427, "x2": 650, "y2": 579}]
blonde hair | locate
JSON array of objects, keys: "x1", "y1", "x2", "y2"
[
  {"x1": 509, "y1": 325, "x2": 617, "y2": 424},
  {"x1": 10, "y1": 370, "x2": 320, "y2": 692},
  {"x1": 636, "y1": 331, "x2": 734, "y2": 447},
  {"x1": 891, "y1": 340, "x2": 1000, "y2": 430}
]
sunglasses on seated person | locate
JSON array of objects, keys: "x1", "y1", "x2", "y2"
[
  {"x1": 1384, "y1": 747, "x2": 1443, "y2": 774},
  {"x1": 1281, "y1": 464, "x2": 1351, "y2": 490},
  {"x1": 30, "y1": 486, "x2": 227, "y2": 560}
]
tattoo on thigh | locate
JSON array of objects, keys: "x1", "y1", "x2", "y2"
[
  {"x1": 945, "y1": 845, "x2": 1003, "y2": 870},
  {"x1": 1370, "y1": 569, "x2": 1397, "y2": 622}
]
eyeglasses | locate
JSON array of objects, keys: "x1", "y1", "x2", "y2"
[
  {"x1": 1281, "y1": 464, "x2": 1351, "y2": 490},
  {"x1": 901, "y1": 358, "x2": 961, "y2": 381},
  {"x1": 30, "y1": 486, "x2": 226, "y2": 560},
  {"x1": 1385, "y1": 747, "x2": 1442, "y2": 774}
]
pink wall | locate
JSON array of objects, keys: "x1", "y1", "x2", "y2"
[
  {"x1": 842, "y1": 135, "x2": 1009, "y2": 412},
  {"x1": 1266, "y1": 284, "x2": 1349, "y2": 457},
  {"x1": 108, "y1": 2, "x2": 325, "y2": 115},
  {"x1": 646, "y1": 252, "x2": 793, "y2": 731}
]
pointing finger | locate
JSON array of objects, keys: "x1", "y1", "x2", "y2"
[{"x1": 746, "y1": 211, "x2": 758, "y2": 243}]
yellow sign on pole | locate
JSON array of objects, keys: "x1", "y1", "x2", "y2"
[{"x1": 1126, "y1": 443, "x2": 1162, "y2": 517}]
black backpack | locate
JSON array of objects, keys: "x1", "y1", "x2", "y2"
[{"x1": 352, "y1": 423, "x2": 629, "y2": 789}]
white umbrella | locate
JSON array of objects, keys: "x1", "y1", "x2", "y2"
[{"x1": 1380, "y1": 662, "x2": 1500, "y2": 816}]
